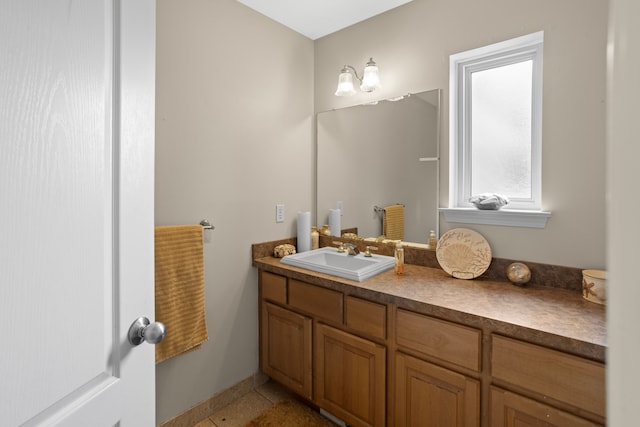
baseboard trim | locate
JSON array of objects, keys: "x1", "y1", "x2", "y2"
[{"x1": 158, "y1": 371, "x2": 269, "y2": 427}]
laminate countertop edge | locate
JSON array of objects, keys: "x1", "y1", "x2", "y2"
[{"x1": 254, "y1": 256, "x2": 606, "y2": 363}]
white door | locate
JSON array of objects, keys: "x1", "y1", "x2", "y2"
[{"x1": 0, "y1": 1, "x2": 156, "y2": 426}]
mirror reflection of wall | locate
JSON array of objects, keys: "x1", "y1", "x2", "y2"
[{"x1": 317, "y1": 89, "x2": 440, "y2": 244}]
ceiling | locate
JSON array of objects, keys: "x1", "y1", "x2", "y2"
[{"x1": 236, "y1": 0, "x2": 414, "y2": 40}]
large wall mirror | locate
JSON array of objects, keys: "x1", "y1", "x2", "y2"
[{"x1": 317, "y1": 89, "x2": 441, "y2": 245}]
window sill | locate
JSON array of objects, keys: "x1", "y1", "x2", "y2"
[{"x1": 439, "y1": 208, "x2": 551, "y2": 228}]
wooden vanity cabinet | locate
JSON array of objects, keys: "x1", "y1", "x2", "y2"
[
  {"x1": 259, "y1": 271, "x2": 386, "y2": 426},
  {"x1": 258, "y1": 268, "x2": 606, "y2": 427}
]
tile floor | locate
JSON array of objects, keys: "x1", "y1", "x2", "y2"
[{"x1": 192, "y1": 381, "x2": 305, "y2": 427}]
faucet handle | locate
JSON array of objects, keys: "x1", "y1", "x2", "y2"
[
  {"x1": 333, "y1": 241, "x2": 346, "y2": 252},
  {"x1": 364, "y1": 246, "x2": 379, "y2": 257}
]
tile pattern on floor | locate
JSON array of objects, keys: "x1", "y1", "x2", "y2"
[{"x1": 192, "y1": 381, "x2": 303, "y2": 427}]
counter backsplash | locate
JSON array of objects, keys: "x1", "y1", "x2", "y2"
[{"x1": 251, "y1": 235, "x2": 585, "y2": 292}]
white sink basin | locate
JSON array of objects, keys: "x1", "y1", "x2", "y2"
[{"x1": 280, "y1": 247, "x2": 395, "y2": 282}]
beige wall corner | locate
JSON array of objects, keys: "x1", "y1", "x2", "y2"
[{"x1": 155, "y1": 0, "x2": 313, "y2": 423}]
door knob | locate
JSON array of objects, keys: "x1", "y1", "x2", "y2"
[{"x1": 128, "y1": 316, "x2": 166, "y2": 346}]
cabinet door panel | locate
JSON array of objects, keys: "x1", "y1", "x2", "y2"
[
  {"x1": 261, "y1": 302, "x2": 312, "y2": 399},
  {"x1": 315, "y1": 323, "x2": 386, "y2": 427},
  {"x1": 490, "y1": 387, "x2": 602, "y2": 427},
  {"x1": 395, "y1": 352, "x2": 479, "y2": 427}
]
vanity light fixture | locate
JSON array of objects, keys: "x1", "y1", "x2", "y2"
[{"x1": 334, "y1": 57, "x2": 381, "y2": 96}]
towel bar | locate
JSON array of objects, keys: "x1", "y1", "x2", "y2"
[{"x1": 373, "y1": 204, "x2": 404, "y2": 214}]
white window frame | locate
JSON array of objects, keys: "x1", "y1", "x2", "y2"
[{"x1": 442, "y1": 31, "x2": 551, "y2": 228}]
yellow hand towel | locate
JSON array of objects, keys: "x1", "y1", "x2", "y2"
[
  {"x1": 154, "y1": 225, "x2": 208, "y2": 363},
  {"x1": 383, "y1": 205, "x2": 405, "y2": 241}
]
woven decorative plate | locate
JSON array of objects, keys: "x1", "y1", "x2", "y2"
[{"x1": 436, "y1": 228, "x2": 492, "y2": 279}]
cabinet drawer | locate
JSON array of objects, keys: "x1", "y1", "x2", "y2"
[
  {"x1": 260, "y1": 271, "x2": 287, "y2": 304},
  {"x1": 490, "y1": 387, "x2": 601, "y2": 427},
  {"x1": 289, "y1": 279, "x2": 342, "y2": 324},
  {"x1": 396, "y1": 309, "x2": 481, "y2": 371},
  {"x1": 491, "y1": 335, "x2": 605, "y2": 418},
  {"x1": 345, "y1": 296, "x2": 386, "y2": 340}
]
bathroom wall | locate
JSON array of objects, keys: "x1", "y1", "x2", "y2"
[
  {"x1": 155, "y1": 0, "x2": 608, "y2": 423},
  {"x1": 315, "y1": 0, "x2": 608, "y2": 269},
  {"x1": 607, "y1": 0, "x2": 640, "y2": 423},
  {"x1": 155, "y1": 0, "x2": 313, "y2": 423}
]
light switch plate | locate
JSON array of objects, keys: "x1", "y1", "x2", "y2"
[{"x1": 275, "y1": 204, "x2": 285, "y2": 223}]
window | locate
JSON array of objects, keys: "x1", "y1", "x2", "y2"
[{"x1": 444, "y1": 31, "x2": 550, "y2": 227}]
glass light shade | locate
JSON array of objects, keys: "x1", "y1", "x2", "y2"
[
  {"x1": 360, "y1": 59, "x2": 381, "y2": 92},
  {"x1": 335, "y1": 69, "x2": 356, "y2": 96}
]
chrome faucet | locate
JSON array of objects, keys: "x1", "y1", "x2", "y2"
[{"x1": 343, "y1": 243, "x2": 360, "y2": 256}]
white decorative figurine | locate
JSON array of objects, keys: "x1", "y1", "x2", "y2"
[{"x1": 469, "y1": 193, "x2": 509, "y2": 210}]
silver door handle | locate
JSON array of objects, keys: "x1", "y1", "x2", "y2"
[{"x1": 128, "y1": 316, "x2": 166, "y2": 346}]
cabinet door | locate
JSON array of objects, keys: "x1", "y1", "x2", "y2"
[
  {"x1": 490, "y1": 387, "x2": 602, "y2": 427},
  {"x1": 315, "y1": 323, "x2": 386, "y2": 427},
  {"x1": 395, "y1": 352, "x2": 479, "y2": 427},
  {"x1": 260, "y1": 302, "x2": 312, "y2": 399}
]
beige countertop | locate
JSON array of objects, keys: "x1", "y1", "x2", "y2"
[{"x1": 254, "y1": 256, "x2": 606, "y2": 363}]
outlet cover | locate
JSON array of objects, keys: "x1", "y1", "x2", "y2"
[{"x1": 275, "y1": 204, "x2": 285, "y2": 223}]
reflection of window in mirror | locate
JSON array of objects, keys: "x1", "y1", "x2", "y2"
[{"x1": 450, "y1": 32, "x2": 543, "y2": 211}]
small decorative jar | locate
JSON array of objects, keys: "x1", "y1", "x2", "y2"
[{"x1": 582, "y1": 270, "x2": 606, "y2": 305}]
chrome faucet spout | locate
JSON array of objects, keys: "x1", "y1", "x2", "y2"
[{"x1": 344, "y1": 243, "x2": 360, "y2": 255}]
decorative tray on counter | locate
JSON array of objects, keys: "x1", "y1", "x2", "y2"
[{"x1": 436, "y1": 228, "x2": 492, "y2": 279}]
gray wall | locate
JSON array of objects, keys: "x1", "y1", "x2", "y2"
[
  {"x1": 155, "y1": 0, "x2": 609, "y2": 423},
  {"x1": 607, "y1": 0, "x2": 640, "y2": 424},
  {"x1": 155, "y1": 0, "x2": 313, "y2": 422},
  {"x1": 315, "y1": 0, "x2": 608, "y2": 268}
]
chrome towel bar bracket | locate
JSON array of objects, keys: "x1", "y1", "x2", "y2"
[{"x1": 199, "y1": 219, "x2": 215, "y2": 230}]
